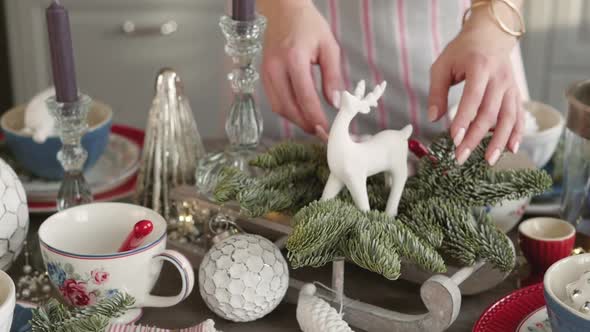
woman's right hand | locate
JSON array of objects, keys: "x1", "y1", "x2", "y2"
[{"x1": 259, "y1": 0, "x2": 343, "y2": 134}]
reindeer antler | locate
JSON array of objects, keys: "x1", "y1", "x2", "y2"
[
  {"x1": 333, "y1": 81, "x2": 387, "y2": 114},
  {"x1": 354, "y1": 80, "x2": 366, "y2": 98},
  {"x1": 361, "y1": 81, "x2": 387, "y2": 108}
]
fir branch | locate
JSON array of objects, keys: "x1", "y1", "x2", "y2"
[
  {"x1": 288, "y1": 179, "x2": 325, "y2": 213},
  {"x1": 341, "y1": 229, "x2": 402, "y2": 280},
  {"x1": 473, "y1": 214, "x2": 516, "y2": 272},
  {"x1": 288, "y1": 245, "x2": 341, "y2": 269},
  {"x1": 364, "y1": 211, "x2": 446, "y2": 273},
  {"x1": 316, "y1": 164, "x2": 331, "y2": 183},
  {"x1": 213, "y1": 167, "x2": 254, "y2": 203},
  {"x1": 476, "y1": 169, "x2": 553, "y2": 205},
  {"x1": 31, "y1": 293, "x2": 135, "y2": 332},
  {"x1": 250, "y1": 142, "x2": 326, "y2": 168},
  {"x1": 397, "y1": 206, "x2": 445, "y2": 248},
  {"x1": 235, "y1": 186, "x2": 292, "y2": 217},
  {"x1": 287, "y1": 200, "x2": 357, "y2": 256},
  {"x1": 440, "y1": 210, "x2": 479, "y2": 267},
  {"x1": 259, "y1": 162, "x2": 317, "y2": 187},
  {"x1": 214, "y1": 136, "x2": 547, "y2": 278},
  {"x1": 72, "y1": 292, "x2": 135, "y2": 319}
]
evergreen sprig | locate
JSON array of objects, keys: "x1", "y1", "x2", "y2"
[
  {"x1": 287, "y1": 200, "x2": 447, "y2": 276},
  {"x1": 342, "y1": 229, "x2": 402, "y2": 280},
  {"x1": 250, "y1": 141, "x2": 326, "y2": 169},
  {"x1": 213, "y1": 134, "x2": 552, "y2": 279},
  {"x1": 31, "y1": 292, "x2": 135, "y2": 332}
]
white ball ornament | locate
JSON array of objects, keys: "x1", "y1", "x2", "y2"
[
  {"x1": 0, "y1": 159, "x2": 28, "y2": 271},
  {"x1": 199, "y1": 234, "x2": 289, "y2": 322}
]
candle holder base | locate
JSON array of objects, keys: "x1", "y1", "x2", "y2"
[
  {"x1": 47, "y1": 94, "x2": 93, "y2": 211},
  {"x1": 56, "y1": 171, "x2": 92, "y2": 211},
  {"x1": 195, "y1": 145, "x2": 265, "y2": 197}
]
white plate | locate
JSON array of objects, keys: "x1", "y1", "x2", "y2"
[
  {"x1": 517, "y1": 306, "x2": 552, "y2": 332},
  {"x1": 21, "y1": 133, "x2": 140, "y2": 200}
]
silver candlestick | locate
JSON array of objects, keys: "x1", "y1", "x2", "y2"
[
  {"x1": 47, "y1": 94, "x2": 93, "y2": 210},
  {"x1": 196, "y1": 14, "x2": 267, "y2": 195}
]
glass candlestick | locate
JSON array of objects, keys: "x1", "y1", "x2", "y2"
[
  {"x1": 196, "y1": 14, "x2": 267, "y2": 195},
  {"x1": 46, "y1": 94, "x2": 93, "y2": 210}
]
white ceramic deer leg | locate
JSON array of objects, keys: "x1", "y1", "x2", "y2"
[
  {"x1": 385, "y1": 157, "x2": 409, "y2": 216},
  {"x1": 345, "y1": 177, "x2": 370, "y2": 212},
  {"x1": 321, "y1": 174, "x2": 344, "y2": 201}
]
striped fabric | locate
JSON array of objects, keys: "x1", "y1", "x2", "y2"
[
  {"x1": 108, "y1": 319, "x2": 218, "y2": 332},
  {"x1": 259, "y1": 0, "x2": 466, "y2": 142},
  {"x1": 258, "y1": 0, "x2": 528, "y2": 145}
]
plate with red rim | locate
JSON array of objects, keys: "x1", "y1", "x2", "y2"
[
  {"x1": 473, "y1": 283, "x2": 550, "y2": 332},
  {"x1": 0, "y1": 124, "x2": 144, "y2": 213}
]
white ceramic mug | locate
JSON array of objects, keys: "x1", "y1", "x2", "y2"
[
  {"x1": 0, "y1": 271, "x2": 15, "y2": 332},
  {"x1": 38, "y1": 203, "x2": 194, "y2": 324}
]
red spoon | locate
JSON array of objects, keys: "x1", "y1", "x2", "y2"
[{"x1": 118, "y1": 219, "x2": 154, "y2": 252}]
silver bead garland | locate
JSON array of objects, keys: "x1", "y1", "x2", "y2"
[{"x1": 16, "y1": 241, "x2": 52, "y2": 302}]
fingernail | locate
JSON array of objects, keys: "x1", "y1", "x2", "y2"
[
  {"x1": 453, "y1": 128, "x2": 466, "y2": 147},
  {"x1": 315, "y1": 125, "x2": 328, "y2": 141},
  {"x1": 331, "y1": 91, "x2": 341, "y2": 108},
  {"x1": 457, "y1": 148, "x2": 471, "y2": 165},
  {"x1": 488, "y1": 148, "x2": 501, "y2": 166},
  {"x1": 513, "y1": 141, "x2": 520, "y2": 154},
  {"x1": 428, "y1": 105, "x2": 438, "y2": 122}
]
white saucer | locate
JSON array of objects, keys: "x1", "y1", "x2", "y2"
[
  {"x1": 21, "y1": 132, "x2": 140, "y2": 200},
  {"x1": 517, "y1": 306, "x2": 552, "y2": 332}
]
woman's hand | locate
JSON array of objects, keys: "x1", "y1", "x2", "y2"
[
  {"x1": 428, "y1": 5, "x2": 524, "y2": 166},
  {"x1": 259, "y1": 0, "x2": 342, "y2": 134}
]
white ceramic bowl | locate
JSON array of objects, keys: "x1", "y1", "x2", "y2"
[
  {"x1": 520, "y1": 101, "x2": 565, "y2": 168},
  {"x1": 487, "y1": 152, "x2": 535, "y2": 233},
  {"x1": 448, "y1": 101, "x2": 564, "y2": 169},
  {"x1": 545, "y1": 254, "x2": 590, "y2": 331}
]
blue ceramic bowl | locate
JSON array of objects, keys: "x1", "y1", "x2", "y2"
[
  {"x1": 0, "y1": 102, "x2": 113, "y2": 180},
  {"x1": 544, "y1": 254, "x2": 590, "y2": 332}
]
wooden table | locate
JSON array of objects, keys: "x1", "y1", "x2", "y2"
[
  {"x1": 140, "y1": 261, "x2": 520, "y2": 332},
  {"x1": 19, "y1": 211, "x2": 523, "y2": 332}
]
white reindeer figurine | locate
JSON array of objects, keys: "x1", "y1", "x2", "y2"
[{"x1": 321, "y1": 80, "x2": 412, "y2": 217}]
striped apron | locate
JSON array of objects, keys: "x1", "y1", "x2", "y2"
[{"x1": 257, "y1": 0, "x2": 528, "y2": 144}]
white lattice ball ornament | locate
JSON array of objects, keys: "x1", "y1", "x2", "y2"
[
  {"x1": 0, "y1": 159, "x2": 28, "y2": 270},
  {"x1": 199, "y1": 234, "x2": 289, "y2": 322}
]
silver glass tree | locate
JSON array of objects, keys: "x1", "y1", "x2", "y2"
[
  {"x1": 46, "y1": 94, "x2": 93, "y2": 210},
  {"x1": 135, "y1": 68, "x2": 206, "y2": 222},
  {"x1": 195, "y1": 14, "x2": 267, "y2": 195}
]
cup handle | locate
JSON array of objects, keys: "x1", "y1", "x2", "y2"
[{"x1": 140, "y1": 249, "x2": 195, "y2": 308}]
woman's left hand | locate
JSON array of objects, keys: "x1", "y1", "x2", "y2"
[{"x1": 428, "y1": 6, "x2": 524, "y2": 166}]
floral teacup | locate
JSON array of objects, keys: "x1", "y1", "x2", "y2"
[
  {"x1": 0, "y1": 271, "x2": 15, "y2": 332},
  {"x1": 38, "y1": 203, "x2": 194, "y2": 323}
]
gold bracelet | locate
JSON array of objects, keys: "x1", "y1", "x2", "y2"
[
  {"x1": 462, "y1": 0, "x2": 526, "y2": 39},
  {"x1": 490, "y1": 0, "x2": 526, "y2": 38},
  {"x1": 462, "y1": 1, "x2": 488, "y2": 26}
]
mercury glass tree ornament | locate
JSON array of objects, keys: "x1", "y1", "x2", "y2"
[
  {"x1": 195, "y1": 14, "x2": 267, "y2": 195},
  {"x1": 46, "y1": 94, "x2": 93, "y2": 210},
  {"x1": 135, "y1": 68, "x2": 205, "y2": 222}
]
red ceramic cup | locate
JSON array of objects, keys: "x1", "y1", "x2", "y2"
[{"x1": 518, "y1": 217, "x2": 576, "y2": 274}]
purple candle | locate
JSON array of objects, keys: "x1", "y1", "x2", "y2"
[
  {"x1": 232, "y1": 0, "x2": 255, "y2": 21},
  {"x1": 46, "y1": 0, "x2": 78, "y2": 103}
]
